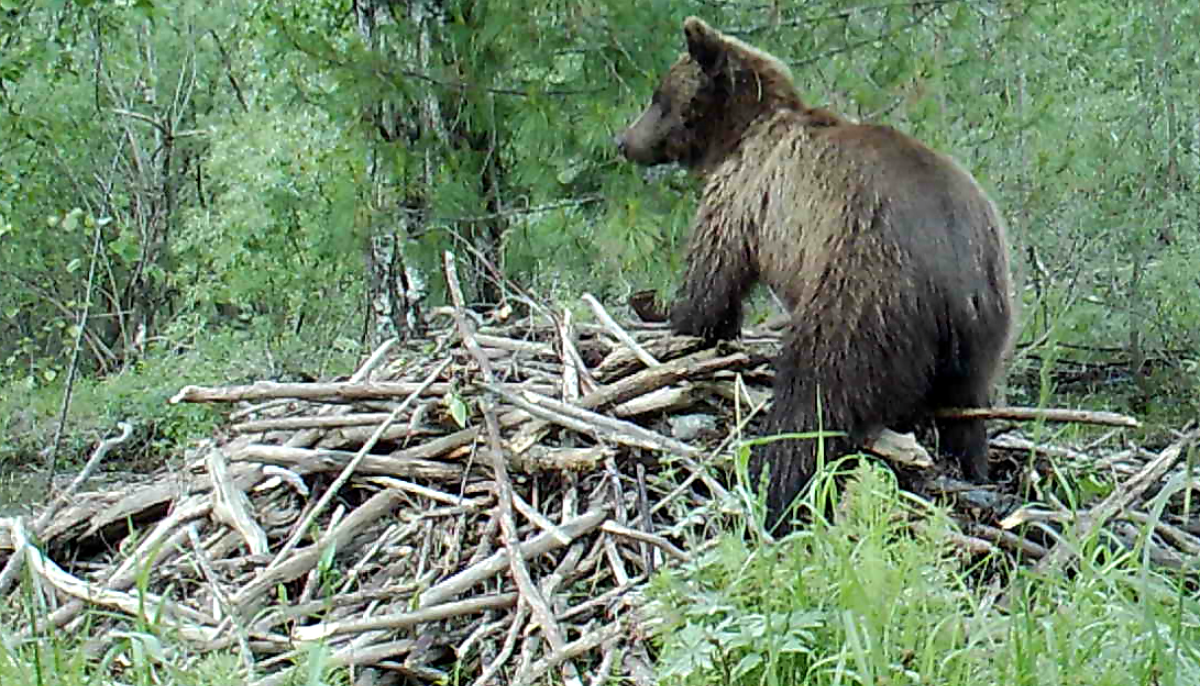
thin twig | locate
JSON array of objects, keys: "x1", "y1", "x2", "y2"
[
  {"x1": 49, "y1": 210, "x2": 110, "y2": 476},
  {"x1": 600, "y1": 521, "x2": 689, "y2": 562}
]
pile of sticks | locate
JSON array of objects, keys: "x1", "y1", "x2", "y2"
[{"x1": 0, "y1": 254, "x2": 1192, "y2": 685}]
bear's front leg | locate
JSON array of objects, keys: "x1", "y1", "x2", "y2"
[{"x1": 669, "y1": 215, "x2": 757, "y2": 342}]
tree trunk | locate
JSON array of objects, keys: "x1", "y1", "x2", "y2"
[{"x1": 353, "y1": 0, "x2": 433, "y2": 345}]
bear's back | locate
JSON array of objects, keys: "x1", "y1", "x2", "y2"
[{"x1": 712, "y1": 109, "x2": 1007, "y2": 317}]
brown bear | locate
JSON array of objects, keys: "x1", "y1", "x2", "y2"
[{"x1": 616, "y1": 17, "x2": 1013, "y2": 528}]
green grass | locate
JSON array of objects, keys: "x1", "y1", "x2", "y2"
[
  {"x1": 646, "y1": 464, "x2": 1200, "y2": 686},
  {"x1": 0, "y1": 323, "x2": 362, "y2": 472},
  {"x1": 0, "y1": 635, "x2": 341, "y2": 686},
  {"x1": 0, "y1": 617, "x2": 242, "y2": 685},
  {"x1": 0, "y1": 608, "x2": 343, "y2": 686}
]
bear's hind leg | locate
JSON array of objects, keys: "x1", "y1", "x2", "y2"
[
  {"x1": 753, "y1": 370, "x2": 841, "y2": 529},
  {"x1": 754, "y1": 324, "x2": 922, "y2": 530},
  {"x1": 932, "y1": 375, "x2": 991, "y2": 482}
]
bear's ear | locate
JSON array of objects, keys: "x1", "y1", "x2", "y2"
[{"x1": 683, "y1": 16, "x2": 728, "y2": 75}]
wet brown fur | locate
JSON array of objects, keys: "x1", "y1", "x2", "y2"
[{"x1": 617, "y1": 17, "x2": 1014, "y2": 529}]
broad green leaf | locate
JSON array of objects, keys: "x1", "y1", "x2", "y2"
[{"x1": 448, "y1": 394, "x2": 469, "y2": 429}]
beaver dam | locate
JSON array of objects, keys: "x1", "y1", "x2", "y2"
[{"x1": 1, "y1": 262, "x2": 1195, "y2": 685}]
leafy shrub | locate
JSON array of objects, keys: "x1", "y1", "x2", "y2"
[{"x1": 647, "y1": 464, "x2": 1200, "y2": 685}]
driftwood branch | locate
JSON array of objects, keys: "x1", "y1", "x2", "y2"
[{"x1": 937, "y1": 405, "x2": 1140, "y2": 428}]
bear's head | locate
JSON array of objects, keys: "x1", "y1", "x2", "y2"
[{"x1": 615, "y1": 17, "x2": 803, "y2": 169}]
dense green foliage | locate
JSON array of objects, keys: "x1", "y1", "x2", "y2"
[{"x1": 651, "y1": 465, "x2": 1200, "y2": 685}]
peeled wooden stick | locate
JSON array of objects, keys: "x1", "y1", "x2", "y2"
[
  {"x1": 936, "y1": 406, "x2": 1140, "y2": 428},
  {"x1": 513, "y1": 492, "x2": 572, "y2": 546},
  {"x1": 230, "y1": 338, "x2": 400, "y2": 425},
  {"x1": 207, "y1": 448, "x2": 268, "y2": 555},
  {"x1": 176, "y1": 377, "x2": 545, "y2": 406},
  {"x1": 231, "y1": 413, "x2": 398, "y2": 433},
  {"x1": 232, "y1": 444, "x2": 461, "y2": 480},
  {"x1": 559, "y1": 308, "x2": 583, "y2": 401},
  {"x1": 293, "y1": 593, "x2": 518, "y2": 641},
  {"x1": 170, "y1": 379, "x2": 453, "y2": 405},
  {"x1": 582, "y1": 293, "x2": 660, "y2": 368}
]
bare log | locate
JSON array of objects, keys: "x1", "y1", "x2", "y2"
[
  {"x1": 171, "y1": 379, "x2": 555, "y2": 405},
  {"x1": 937, "y1": 405, "x2": 1140, "y2": 428},
  {"x1": 294, "y1": 593, "x2": 518, "y2": 641}
]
